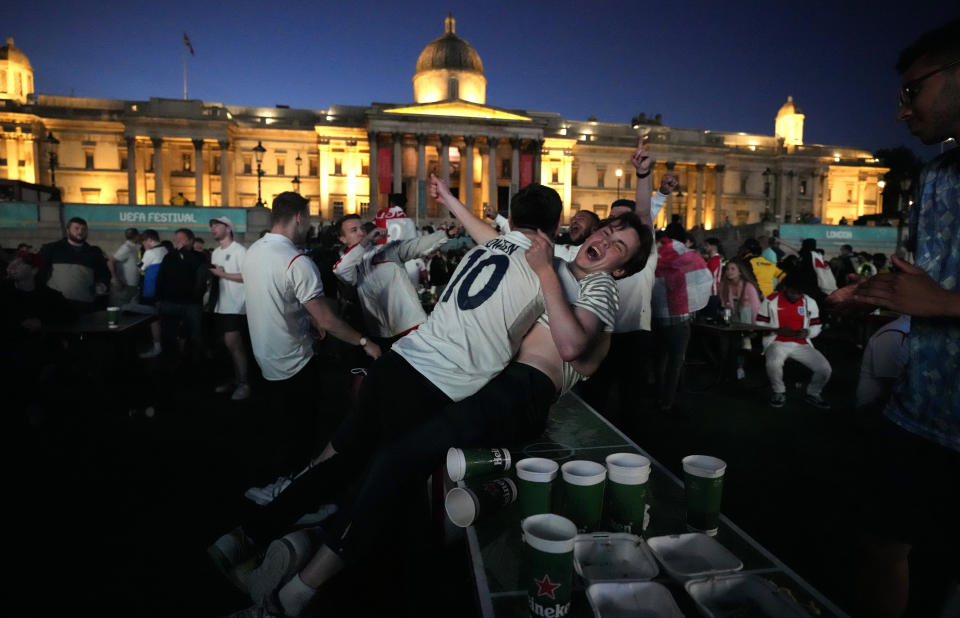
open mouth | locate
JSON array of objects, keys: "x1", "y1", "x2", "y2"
[{"x1": 586, "y1": 246, "x2": 601, "y2": 259}]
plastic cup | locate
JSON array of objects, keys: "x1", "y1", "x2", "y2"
[
  {"x1": 444, "y1": 478, "x2": 517, "y2": 527},
  {"x1": 604, "y1": 453, "x2": 651, "y2": 534},
  {"x1": 107, "y1": 306, "x2": 121, "y2": 328},
  {"x1": 521, "y1": 514, "x2": 577, "y2": 618},
  {"x1": 682, "y1": 455, "x2": 727, "y2": 536},
  {"x1": 446, "y1": 447, "x2": 511, "y2": 482},
  {"x1": 560, "y1": 460, "x2": 607, "y2": 532},
  {"x1": 516, "y1": 458, "x2": 559, "y2": 518}
]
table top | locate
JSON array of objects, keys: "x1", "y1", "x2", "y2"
[
  {"x1": 695, "y1": 321, "x2": 777, "y2": 334},
  {"x1": 461, "y1": 392, "x2": 848, "y2": 618},
  {"x1": 42, "y1": 310, "x2": 155, "y2": 335}
]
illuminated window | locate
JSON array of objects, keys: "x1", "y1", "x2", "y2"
[
  {"x1": 146, "y1": 154, "x2": 154, "y2": 172},
  {"x1": 182, "y1": 153, "x2": 191, "y2": 172},
  {"x1": 120, "y1": 149, "x2": 128, "y2": 171},
  {"x1": 85, "y1": 151, "x2": 95, "y2": 170},
  {"x1": 624, "y1": 174, "x2": 631, "y2": 190},
  {"x1": 213, "y1": 154, "x2": 221, "y2": 174},
  {"x1": 359, "y1": 201, "x2": 369, "y2": 216},
  {"x1": 597, "y1": 168, "x2": 605, "y2": 189},
  {"x1": 18, "y1": 159, "x2": 25, "y2": 167},
  {"x1": 243, "y1": 155, "x2": 252, "y2": 175},
  {"x1": 551, "y1": 167, "x2": 559, "y2": 183},
  {"x1": 334, "y1": 158, "x2": 343, "y2": 175},
  {"x1": 361, "y1": 158, "x2": 369, "y2": 176},
  {"x1": 0, "y1": 157, "x2": 6, "y2": 166},
  {"x1": 0, "y1": 70, "x2": 6, "y2": 93},
  {"x1": 572, "y1": 167, "x2": 578, "y2": 186},
  {"x1": 15, "y1": 72, "x2": 22, "y2": 96},
  {"x1": 847, "y1": 188, "x2": 853, "y2": 202},
  {"x1": 309, "y1": 157, "x2": 318, "y2": 176},
  {"x1": 333, "y1": 200, "x2": 344, "y2": 219},
  {"x1": 501, "y1": 159, "x2": 511, "y2": 179},
  {"x1": 277, "y1": 157, "x2": 285, "y2": 176},
  {"x1": 448, "y1": 77, "x2": 459, "y2": 99},
  {"x1": 799, "y1": 180, "x2": 807, "y2": 196}
]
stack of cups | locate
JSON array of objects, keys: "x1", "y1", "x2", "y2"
[
  {"x1": 682, "y1": 455, "x2": 727, "y2": 536},
  {"x1": 445, "y1": 478, "x2": 517, "y2": 527},
  {"x1": 446, "y1": 447, "x2": 512, "y2": 482},
  {"x1": 107, "y1": 306, "x2": 121, "y2": 328},
  {"x1": 604, "y1": 453, "x2": 651, "y2": 534},
  {"x1": 516, "y1": 458, "x2": 560, "y2": 518},
  {"x1": 521, "y1": 514, "x2": 577, "y2": 618},
  {"x1": 560, "y1": 460, "x2": 607, "y2": 533}
]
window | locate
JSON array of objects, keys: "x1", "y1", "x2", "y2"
[
  {"x1": 501, "y1": 159, "x2": 511, "y2": 179},
  {"x1": 18, "y1": 159, "x2": 25, "y2": 167},
  {"x1": 624, "y1": 174, "x2": 631, "y2": 190},
  {"x1": 597, "y1": 168, "x2": 605, "y2": 188},
  {"x1": 740, "y1": 175, "x2": 749, "y2": 194},
  {"x1": 243, "y1": 155, "x2": 252, "y2": 175},
  {"x1": 120, "y1": 150, "x2": 128, "y2": 171},
  {"x1": 551, "y1": 167, "x2": 559, "y2": 183},
  {"x1": 0, "y1": 157, "x2": 6, "y2": 166},
  {"x1": 799, "y1": 180, "x2": 807, "y2": 196},
  {"x1": 85, "y1": 151, "x2": 95, "y2": 170},
  {"x1": 847, "y1": 188, "x2": 854, "y2": 203},
  {"x1": 333, "y1": 200, "x2": 344, "y2": 219},
  {"x1": 309, "y1": 156, "x2": 318, "y2": 176},
  {"x1": 334, "y1": 158, "x2": 343, "y2": 175},
  {"x1": 27, "y1": 75, "x2": 32, "y2": 94},
  {"x1": 448, "y1": 77, "x2": 459, "y2": 99},
  {"x1": 213, "y1": 154, "x2": 221, "y2": 174},
  {"x1": 593, "y1": 204, "x2": 609, "y2": 218},
  {"x1": 146, "y1": 154, "x2": 154, "y2": 172},
  {"x1": 276, "y1": 157, "x2": 285, "y2": 176},
  {"x1": 182, "y1": 153, "x2": 191, "y2": 172},
  {"x1": 0, "y1": 70, "x2": 6, "y2": 93},
  {"x1": 361, "y1": 158, "x2": 369, "y2": 176},
  {"x1": 16, "y1": 72, "x2": 22, "y2": 96},
  {"x1": 572, "y1": 167, "x2": 578, "y2": 186},
  {"x1": 359, "y1": 201, "x2": 369, "y2": 217}
]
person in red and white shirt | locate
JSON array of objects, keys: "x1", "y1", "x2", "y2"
[
  {"x1": 704, "y1": 237, "x2": 723, "y2": 296},
  {"x1": 756, "y1": 274, "x2": 832, "y2": 409}
]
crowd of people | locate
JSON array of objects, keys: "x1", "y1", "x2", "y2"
[{"x1": 2, "y1": 18, "x2": 958, "y2": 618}]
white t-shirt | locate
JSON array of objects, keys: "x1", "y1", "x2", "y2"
[
  {"x1": 113, "y1": 240, "x2": 141, "y2": 287},
  {"x1": 242, "y1": 233, "x2": 324, "y2": 381},
  {"x1": 212, "y1": 240, "x2": 247, "y2": 315},
  {"x1": 856, "y1": 315, "x2": 911, "y2": 408},
  {"x1": 140, "y1": 245, "x2": 167, "y2": 272},
  {"x1": 394, "y1": 231, "x2": 544, "y2": 401}
]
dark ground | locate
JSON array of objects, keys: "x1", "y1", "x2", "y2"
[{"x1": 12, "y1": 319, "x2": 954, "y2": 617}]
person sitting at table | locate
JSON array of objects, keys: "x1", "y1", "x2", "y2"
[
  {"x1": 39, "y1": 216, "x2": 111, "y2": 313},
  {"x1": 756, "y1": 274, "x2": 832, "y2": 409},
  {"x1": 717, "y1": 259, "x2": 762, "y2": 380}
]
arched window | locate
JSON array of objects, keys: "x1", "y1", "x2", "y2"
[{"x1": 447, "y1": 77, "x2": 459, "y2": 100}]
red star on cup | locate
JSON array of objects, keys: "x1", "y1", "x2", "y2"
[{"x1": 534, "y1": 574, "x2": 561, "y2": 599}]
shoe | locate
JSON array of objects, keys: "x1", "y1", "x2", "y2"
[
  {"x1": 804, "y1": 394, "x2": 831, "y2": 410},
  {"x1": 208, "y1": 528, "x2": 258, "y2": 591},
  {"x1": 232, "y1": 383, "x2": 252, "y2": 401},
  {"x1": 294, "y1": 503, "x2": 338, "y2": 527},
  {"x1": 736, "y1": 367, "x2": 746, "y2": 381},
  {"x1": 228, "y1": 598, "x2": 288, "y2": 618},
  {"x1": 138, "y1": 346, "x2": 161, "y2": 359},
  {"x1": 244, "y1": 476, "x2": 293, "y2": 506},
  {"x1": 769, "y1": 392, "x2": 786, "y2": 408},
  {"x1": 215, "y1": 381, "x2": 234, "y2": 394},
  {"x1": 246, "y1": 529, "x2": 317, "y2": 607}
]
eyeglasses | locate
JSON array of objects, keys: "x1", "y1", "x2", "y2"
[{"x1": 898, "y1": 58, "x2": 960, "y2": 107}]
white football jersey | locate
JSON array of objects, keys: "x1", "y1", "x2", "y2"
[{"x1": 394, "y1": 231, "x2": 544, "y2": 401}]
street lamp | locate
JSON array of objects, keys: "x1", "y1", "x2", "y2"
[
  {"x1": 293, "y1": 153, "x2": 302, "y2": 194},
  {"x1": 45, "y1": 131, "x2": 60, "y2": 188},
  {"x1": 253, "y1": 141, "x2": 266, "y2": 207},
  {"x1": 877, "y1": 180, "x2": 886, "y2": 214},
  {"x1": 615, "y1": 168, "x2": 623, "y2": 199}
]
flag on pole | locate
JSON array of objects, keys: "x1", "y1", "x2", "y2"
[{"x1": 183, "y1": 32, "x2": 195, "y2": 56}]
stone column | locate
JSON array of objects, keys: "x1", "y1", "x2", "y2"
[
  {"x1": 152, "y1": 137, "x2": 164, "y2": 205},
  {"x1": 392, "y1": 132, "x2": 402, "y2": 194},
  {"x1": 789, "y1": 170, "x2": 799, "y2": 221},
  {"x1": 510, "y1": 137, "x2": 520, "y2": 203},
  {"x1": 713, "y1": 164, "x2": 725, "y2": 228},
  {"x1": 664, "y1": 161, "x2": 676, "y2": 224},
  {"x1": 346, "y1": 139, "x2": 358, "y2": 214},
  {"x1": 464, "y1": 135, "x2": 475, "y2": 214},
  {"x1": 856, "y1": 173, "x2": 867, "y2": 219},
  {"x1": 319, "y1": 139, "x2": 330, "y2": 217},
  {"x1": 695, "y1": 163, "x2": 705, "y2": 227},
  {"x1": 6, "y1": 136, "x2": 19, "y2": 181},
  {"x1": 533, "y1": 138, "x2": 544, "y2": 184},
  {"x1": 367, "y1": 132, "x2": 378, "y2": 211},
  {"x1": 126, "y1": 136, "x2": 137, "y2": 205},
  {"x1": 562, "y1": 149, "x2": 573, "y2": 219},
  {"x1": 416, "y1": 134, "x2": 427, "y2": 221},
  {"x1": 193, "y1": 138, "x2": 204, "y2": 206},
  {"x1": 487, "y1": 136, "x2": 498, "y2": 212},
  {"x1": 812, "y1": 172, "x2": 823, "y2": 219},
  {"x1": 219, "y1": 140, "x2": 230, "y2": 206},
  {"x1": 440, "y1": 135, "x2": 451, "y2": 184}
]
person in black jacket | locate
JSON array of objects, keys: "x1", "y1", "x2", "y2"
[
  {"x1": 156, "y1": 227, "x2": 207, "y2": 363},
  {"x1": 38, "y1": 217, "x2": 110, "y2": 313}
]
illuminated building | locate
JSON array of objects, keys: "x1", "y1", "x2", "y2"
[{"x1": 0, "y1": 20, "x2": 886, "y2": 227}]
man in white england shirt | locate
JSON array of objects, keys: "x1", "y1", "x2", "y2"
[{"x1": 209, "y1": 216, "x2": 251, "y2": 401}]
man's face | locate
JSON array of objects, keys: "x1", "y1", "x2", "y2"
[
  {"x1": 6, "y1": 258, "x2": 36, "y2": 283},
  {"x1": 782, "y1": 286, "x2": 802, "y2": 303},
  {"x1": 338, "y1": 219, "x2": 364, "y2": 247},
  {"x1": 292, "y1": 211, "x2": 311, "y2": 245},
  {"x1": 192, "y1": 240, "x2": 205, "y2": 252},
  {"x1": 568, "y1": 211, "x2": 597, "y2": 243},
  {"x1": 209, "y1": 221, "x2": 229, "y2": 241},
  {"x1": 574, "y1": 223, "x2": 642, "y2": 278},
  {"x1": 67, "y1": 222, "x2": 87, "y2": 244},
  {"x1": 174, "y1": 232, "x2": 190, "y2": 250},
  {"x1": 898, "y1": 56, "x2": 960, "y2": 144},
  {"x1": 142, "y1": 238, "x2": 158, "y2": 250}
]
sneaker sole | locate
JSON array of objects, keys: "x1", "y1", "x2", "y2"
[{"x1": 247, "y1": 531, "x2": 313, "y2": 606}]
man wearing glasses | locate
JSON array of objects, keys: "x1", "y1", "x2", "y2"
[{"x1": 847, "y1": 18, "x2": 960, "y2": 618}]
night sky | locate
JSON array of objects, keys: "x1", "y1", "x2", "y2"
[{"x1": 9, "y1": 0, "x2": 957, "y2": 160}]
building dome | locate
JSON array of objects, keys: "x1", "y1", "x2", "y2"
[
  {"x1": 413, "y1": 15, "x2": 487, "y2": 104},
  {"x1": 775, "y1": 96, "x2": 805, "y2": 146},
  {"x1": 777, "y1": 95, "x2": 802, "y2": 118},
  {"x1": 1, "y1": 37, "x2": 35, "y2": 104},
  {"x1": 415, "y1": 15, "x2": 484, "y2": 75}
]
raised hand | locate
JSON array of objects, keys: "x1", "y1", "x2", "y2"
[
  {"x1": 429, "y1": 173, "x2": 454, "y2": 204},
  {"x1": 659, "y1": 173, "x2": 679, "y2": 194},
  {"x1": 483, "y1": 203, "x2": 497, "y2": 220},
  {"x1": 630, "y1": 138, "x2": 653, "y2": 176}
]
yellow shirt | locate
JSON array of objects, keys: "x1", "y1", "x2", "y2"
[{"x1": 749, "y1": 255, "x2": 780, "y2": 297}]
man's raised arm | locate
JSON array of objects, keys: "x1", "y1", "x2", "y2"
[{"x1": 430, "y1": 174, "x2": 498, "y2": 245}]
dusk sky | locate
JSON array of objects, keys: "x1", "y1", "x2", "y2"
[{"x1": 10, "y1": 1, "x2": 957, "y2": 160}]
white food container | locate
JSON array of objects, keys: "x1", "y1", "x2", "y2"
[
  {"x1": 586, "y1": 581, "x2": 685, "y2": 618},
  {"x1": 684, "y1": 573, "x2": 810, "y2": 618},
  {"x1": 647, "y1": 532, "x2": 743, "y2": 581},
  {"x1": 574, "y1": 532, "x2": 659, "y2": 583}
]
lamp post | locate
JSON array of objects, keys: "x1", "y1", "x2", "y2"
[
  {"x1": 45, "y1": 131, "x2": 60, "y2": 188},
  {"x1": 253, "y1": 141, "x2": 266, "y2": 207},
  {"x1": 615, "y1": 168, "x2": 623, "y2": 199},
  {"x1": 877, "y1": 180, "x2": 886, "y2": 214},
  {"x1": 293, "y1": 153, "x2": 302, "y2": 194}
]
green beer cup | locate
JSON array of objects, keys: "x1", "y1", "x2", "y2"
[
  {"x1": 445, "y1": 477, "x2": 517, "y2": 527},
  {"x1": 446, "y1": 447, "x2": 512, "y2": 482},
  {"x1": 516, "y1": 458, "x2": 559, "y2": 518},
  {"x1": 560, "y1": 460, "x2": 607, "y2": 533},
  {"x1": 107, "y1": 306, "x2": 121, "y2": 328},
  {"x1": 521, "y1": 514, "x2": 577, "y2": 618},
  {"x1": 682, "y1": 455, "x2": 727, "y2": 536},
  {"x1": 604, "y1": 453, "x2": 651, "y2": 534}
]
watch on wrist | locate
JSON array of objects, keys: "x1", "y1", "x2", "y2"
[
  {"x1": 636, "y1": 169, "x2": 651, "y2": 179},
  {"x1": 359, "y1": 337, "x2": 368, "y2": 347}
]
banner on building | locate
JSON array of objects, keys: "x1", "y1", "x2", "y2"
[
  {"x1": 62, "y1": 204, "x2": 248, "y2": 232},
  {"x1": 520, "y1": 154, "x2": 533, "y2": 189},
  {"x1": 0, "y1": 202, "x2": 40, "y2": 228},
  {"x1": 378, "y1": 147, "x2": 392, "y2": 195},
  {"x1": 779, "y1": 223, "x2": 897, "y2": 253}
]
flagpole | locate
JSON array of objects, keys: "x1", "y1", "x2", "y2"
[{"x1": 182, "y1": 45, "x2": 187, "y2": 100}]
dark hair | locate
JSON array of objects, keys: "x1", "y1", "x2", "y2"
[
  {"x1": 801, "y1": 238, "x2": 817, "y2": 253},
  {"x1": 141, "y1": 229, "x2": 159, "y2": 242},
  {"x1": 388, "y1": 193, "x2": 407, "y2": 210},
  {"x1": 362, "y1": 221, "x2": 376, "y2": 234},
  {"x1": 67, "y1": 217, "x2": 87, "y2": 227},
  {"x1": 509, "y1": 184, "x2": 562, "y2": 235},
  {"x1": 743, "y1": 238, "x2": 762, "y2": 256},
  {"x1": 665, "y1": 222, "x2": 685, "y2": 242},
  {"x1": 704, "y1": 237, "x2": 721, "y2": 248},
  {"x1": 193, "y1": 237, "x2": 205, "y2": 245},
  {"x1": 175, "y1": 227, "x2": 195, "y2": 242},
  {"x1": 779, "y1": 273, "x2": 802, "y2": 292},
  {"x1": 841, "y1": 244, "x2": 853, "y2": 253},
  {"x1": 573, "y1": 210, "x2": 601, "y2": 229},
  {"x1": 600, "y1": 212, "x2": 653, "y2": 278},
  {"x1": 873, "y1": 253, "x2": 888, "y2": 268},
  {"x1": 896, "y1": 19, "x2": 960, "y2": 73},
  {"x1": 610, "y1": 199, "x2": 636, "y2": 213},
  {"x1": 335, "y1": 214, "x2": 362, "y2": 237},
  {"x1": 271, "y1": 191, "x2": 309, "y2": 225},
  {"x1": 124, "y1": 227, "x2": 139, "y2": 240}
]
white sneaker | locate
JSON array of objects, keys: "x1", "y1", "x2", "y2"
[
  {"x1": 215, "y1": 381, "x2": 234, "y2": 394},
  {"x1": 244, "y1": 476, "x2": 293, "y2": 506},
  {"x1": 736, "y1": 368, "x2": 746, "y2": 380},
  {"x1": 232, "y1": 383, "x2": 252, "y2": 401},
  {"x1": 138, "y1": 346, "x2": 162, "y2": 359}
]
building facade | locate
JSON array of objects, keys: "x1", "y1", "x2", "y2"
[{"x1": 0, "y1": 20, "x2": 886, "y2": 227}]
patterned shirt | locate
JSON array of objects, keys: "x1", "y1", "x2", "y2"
[{"x1": 884, "y1": 148, "x2": 960, "y2": 452}]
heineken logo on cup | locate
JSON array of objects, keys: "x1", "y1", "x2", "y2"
[
  {"x1": 534, "y1": 574, "x2": 561, "y2": 599},
  {"x1": 446, "y1": 447, "x2": 512, "y2": 482},
  {"x1": 522, "y1": 514, "x2": 576, "y2": 618}
]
